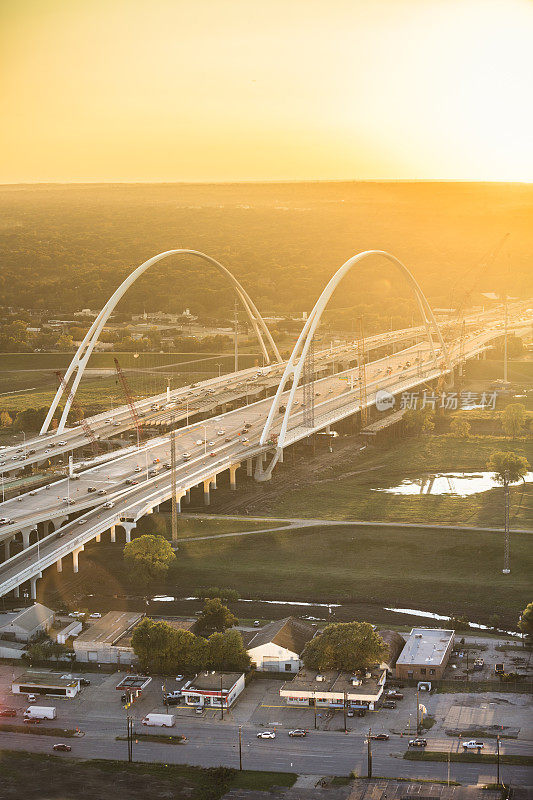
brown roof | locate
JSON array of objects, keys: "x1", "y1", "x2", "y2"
[
  {"x1": 247, "y1": 617, "x2": 317, "y2": 656},
  {"x1": 378, "y1": 629, "x2": 406, "y2": 667}
]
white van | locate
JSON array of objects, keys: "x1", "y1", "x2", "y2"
[{"x1": 142, "y1": 713, "x2": 175, "y2": 727}]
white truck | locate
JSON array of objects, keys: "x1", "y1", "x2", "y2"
[
  {"x1": 141, "y1": 713, "x2": 175, "y2": 727},
  {"x1": 24, "y1": 706, "x2": 57, "y2": 720}
]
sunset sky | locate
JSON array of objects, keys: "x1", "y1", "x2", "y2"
[{"x1": 1, "y1": 0, "x2": 532, "y2": 183}]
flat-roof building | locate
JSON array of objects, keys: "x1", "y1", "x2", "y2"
[
  {"x1": 395, "y1": 627, "x2": 455, "y2": 681},
  {"x1": 73, "y1": 611, "x2": 143, "y2": 664},
  {"x1": 12, "y1": 671, "x2": 80, "y2": 698},
  {"x1": 182, "y1": 672, "x2": 245, "y2": 709},
  {"x1": 280, "y1": 667, "x2": 386, "y2": 711}
]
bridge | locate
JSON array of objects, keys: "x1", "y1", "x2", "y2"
[{"x1": 0, "y1": 249, "x2": 529, "y2": 600}]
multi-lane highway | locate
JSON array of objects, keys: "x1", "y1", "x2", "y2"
[{"x1": 0, "y1": 316, "x2": 522, "y2": 599}]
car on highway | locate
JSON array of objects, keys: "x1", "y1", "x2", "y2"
[
  {"x1": 29, "y1": 490, "x2": 38, "y2": 495},
  {"x1": 408, "y1": 738, "x2": 427, "y2": 747},
  {"x1": 134, "y1": 466, "x2": 142, "y2": 472},
  {"x1": 125, "y1": 479, "x2": 138, "y2": 485},
  {"x1": 87, "y1": 487, "x2": 97, "y2": 493},
  {"x1": 104, "y1": 502, "x2": 114, "y2": 509},
  {"x1": 57, "y1": 441, "x2": 67, "y2": 446},
  {"x1": 196, "y1": 440, "x2": 203, "y2": 446},
  {"x1": 288, "y1": 729, "x2": 306, "y2": 737},
  {"x1": 224, "y1": 437, "x2": 232, "y2": 442},
  {"x1": 52, "y1": 743, "x2": 72, "y2": 751},
  {"x1": 112, "y1": 421, "x2": 120, "y2": 427},
  {"x1": 209, "y1": 451, "x2": 216, "y2": 457},
  {"x1": 257, "y1": 731, "x2": 276, "y2": 739},
  {"x1": 182, "y1": 453, "x2": 191, "y2": 461},
  {"x1": 0, "y1": 709, "x2": 16, "y2": 717},
  {"x1": 370, "y1": 733, "x2": 389, "y2": 741},
  {"x1": 105, "y1": 419, "x2": 112, "y2": 424},
  {"x1": 217, "y1": 430, "x2": 225, "y2": 435},
  {"x1": 153, "y1": 458, "x2": 160, "y2": 463},
  {"x1": 463, "y1": 740, "x2": 484, "y2": 751},
  {"x1": 97, "y1": 489, "x2": 107, "y2": 496},
  {"x1": 0, "y1": 518, "x2": 13, "y2": 525}
]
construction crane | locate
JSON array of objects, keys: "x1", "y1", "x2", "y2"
[
  {"x1": 113, "y1": 357, "x2": 143, "y2": 446},
  {"x1": 53, "y1": 371, "x2": 100, "y2": 455},
  {"x1": 355, "y1": 316, "x2": 368, "y2": 427}
]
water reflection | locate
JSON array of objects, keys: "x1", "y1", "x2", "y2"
[{"x1": 376, "y1": 471, "x2": 532, "y2": 497}]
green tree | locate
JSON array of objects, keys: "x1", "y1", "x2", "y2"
[
  {"x1": 206, "y1": 629, "x2": 251, "y2": 672},
  {"x1": 501, "y1": 403, "x2": 526, "y2": 437},
  {"x1": 123, "y1": 535, "x2": 176, "y2": 590},
  {"x1": 448, "y1": 615, "x2": 469, "y2": 631},
  {"x1": 450, "y1": 416, "x2": 470, "y2": 438},
  {"x1": 487, "y1": 450, "x2": 529, "y2": 484},
  {"x1": 199, "y1": 586, "x2": 239, "y2": 603},
  {"x1": 302, "y1": 622, "x2": 388, "y2": 673},
  {"x1": 0, "y1": 411, "x2": 12, "y2": 427},
  {"x1": 196, "y1": 598, "x2": 238, "y2": 633},
  {"x1": 403, "y1": 406, "x2": 435, "y2": 436},
  {"x1": 131, "y1": 618, "x2": 179, "y2": 672},
  {"x1": 518, "y1": 602, "x2": 533, "y2": 637}
]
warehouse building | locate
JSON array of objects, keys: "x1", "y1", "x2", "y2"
[
  {"x1": 0, "y1": 603, "x2": 55, "y2": 642},
  {"x1": 73, "y1": 611, "x2": 143, "y2": 664},
  {"x1": 395, "y1": 627, "x2": 455, "y2": 681}
]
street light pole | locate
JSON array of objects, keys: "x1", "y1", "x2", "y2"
[
  {"x1": 238, "y1": 725, "x2": 242, "y2": 770},
  {"x1": 343, "y1": 691, "x2": 347, "y2": 733},
  {"x1": 496, "y1": 735, "x2": 500, "y2": 786},
  {"x1": 367, "y1": 728, "x2": 372, "y2": 778},
  {"x1": 220, "y1": 675, "x2": 224, "y2": 721}
]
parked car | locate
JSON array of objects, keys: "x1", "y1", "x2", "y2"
[
  {"x1": 408, "y1": 738, "x2": 427, "y2": 747},
  {"x1": 89, "y1": 613, "x2": 101, "y2": 619},
  {"x1": 381, "y1": 700, "x2": 396, "y2": 709},
  {"x1": 27, "y1": 694, "x2": 37, "y2": 703},
  {"x1": 288, "y1": 729, "x2": 306, "y2": 737},
  {"x1": 257, "y1": 731, "x2": 276, "y2": 739},
  {"x1": 370, "y1": 733, "x2": 389, "y2": 741},
  {"x1": 79, "y1": 678, "x2": 91, "y2": 686},
  {"x1": 463, "y1": 740, "x2": 484, "y2": 751},
  {"x1": 23, "y1": 717, "x2": 40, "y2": 724},
  {"x1": 52, "y1": 743, "x2": 71, "y2": 751},
  {"x1": 386, "y1": 690, "x2": 404, "y2": 700},
  {"x1": 0, "y1": 709, "x2": 16, "y2": 717}
]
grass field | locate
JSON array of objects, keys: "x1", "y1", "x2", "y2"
[
  {"x1": 0, "y1": 750, "x2": 296, "y2": 799},
  {"x1": 267, "y1": 435, "x2": 533, "y2": 528},
  {"x1": 136, "y1": 513, "x2": 290, "y2": 539},
  {"x1": 0, "y1": 350, "x2": 259, "y2": 418},
  {"x1": 72, "y1": 521, "x2": 532, "y2": 628}
]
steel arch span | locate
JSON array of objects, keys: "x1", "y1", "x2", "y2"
[
  {"x1": 258, "y1": 249, "x2": 451, "y2": 477},
  {"x1": 41, "y1": 249, "x2": 282, "y2": 435}
]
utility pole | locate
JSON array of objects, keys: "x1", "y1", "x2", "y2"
[
  {"x1": 343, "y1": 691, "x2": 347, "y2": 733},
  {"x1": 416, "y1": 687, "x2": 420, "y2": 734},
  {"x1": 126, "y1": 715, "x2": 133, "y2": 762},
  {"x1": 234, "y1": 300, "x2": 239, "y2": 373},
  {"x1": 238, "y1": 725, "x2": 243, "y2": 770},
  {"x1": 367, "y1": 727, "x2": 372, "y2": 778},
  {"x1": 313, "y1": 700, "x2": 317, "y2": 730},
  {"x1": 496, "y1": 734, "x2": 501, "y2": 786},
  {"x1": 503, "y1": 469, "x2": 510, "y2": 574},
  {"x1": 220, "y1": 675, "x2": 224, "y2": 721}
]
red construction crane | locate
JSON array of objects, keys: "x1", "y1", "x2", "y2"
[
  {"x1": 53, "y1": 371, "x2": 100, "y2": 455},
  {"x1": 113, "y1": 357, "x2": 143, "y2": 445}
]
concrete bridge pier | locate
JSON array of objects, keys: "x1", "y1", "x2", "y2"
[
  {"x1": 203, "y1": 479, "x2": 211, "y2": 506},
  {"x1": 50, "y1": 515, "x2": 68, "y2": 532},
  {"x1": 13, "y1": 585, "x2": 19, "y2": 599},
  {"x1": 122, "y1": 522, "x2": 136, "y2": 544},
  {"x1": 229, "y1": 464, "x2": 239, "y2": 490},
  {"x1": 30, "y1": 574, "x2": 41, "y2": 600},
  {"x1": 21, "y1": 526, "x2": 36, "y2": 550},
  {"x1": 110, "y1": 525, "x2": 116, "y2": 543},
  {"x1": 183, "y1": 489, "x2": 190, "y2": 505},
  {"x1": 72, "y1": 546, "x2": 84, "y2": 573},
  {"x1": 246, "y1": 458, "x2": 253, "y2": 477},
  {"x1": 56, "y1": 557, "x2": 63, "y2": 573},
  {"x1": 95, "y1": 533, "x2": 101, "y2": 543},
  {"x1": 3, "y1": 535, "x2": 15, "y2": 560}
]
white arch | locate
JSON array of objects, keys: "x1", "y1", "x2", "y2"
[
  {"x1": 259, "y1": 250, "x2": 450, "y2": 473},
  {"x1": 41, "y1": 249, "x2": 282, "y2": 434}
]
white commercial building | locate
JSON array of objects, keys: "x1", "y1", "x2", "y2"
[
  {"x1": 0, "y1": 603, "x2": 55, "y2": 643},
  {"x1": 182, "y1": 672, "x2": 245, "y2": 709},
  {"x1": 73, "y1": 611, "x2": 143, "y2": 664},
  {"x1": 280, "y1": 668, "x2": 387, "y2": 711},
  {"x1": 246, "y1": 617, "x2": 317, "y2": 673}
]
